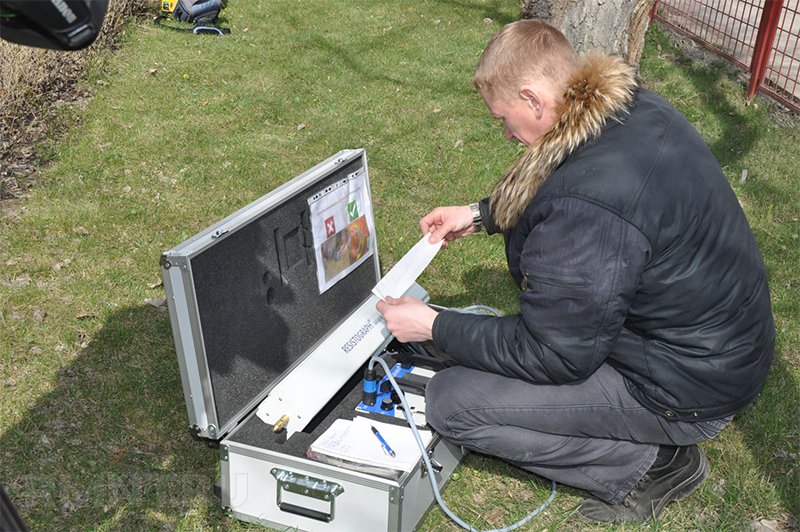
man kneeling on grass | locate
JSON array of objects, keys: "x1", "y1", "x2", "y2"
[{"x1": 377, "y1": 19, "x2": 774, "y2": 523}]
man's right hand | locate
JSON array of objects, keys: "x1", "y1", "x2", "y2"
[{"x1": 420, "y1": 205, "x2": 475, "y2": 246}]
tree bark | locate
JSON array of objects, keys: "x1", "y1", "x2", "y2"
[{"x1": 521, "y1": 0, "x2": 656, "y2": 68}]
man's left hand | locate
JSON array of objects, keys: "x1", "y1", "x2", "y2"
[{"x1": 376, "y1": 296, "x2": 438, "y2": 343}]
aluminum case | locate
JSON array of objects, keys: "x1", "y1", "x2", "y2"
[{"x1": 161, "y1": 149, "x2": 464, "y2": 531}]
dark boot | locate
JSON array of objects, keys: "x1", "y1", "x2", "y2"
[{"x1": 578, "y1": 444, "x2": 709, "y2": 523}]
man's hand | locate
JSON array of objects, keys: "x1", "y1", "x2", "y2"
[
  {"x1": 420, "y1": 205, "x2": 476, "y2": 246},
  {"x1": 376, "y1": 296, "x2": 438, "y2": 343}
]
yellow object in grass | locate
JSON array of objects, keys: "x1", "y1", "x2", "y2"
[{"x1": 161, "y1": 0, "x2": 178, "y2": 15}]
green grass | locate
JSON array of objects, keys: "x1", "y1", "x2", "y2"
[{"x1": 1, "y1": 2, "x2": 798, "y2": 529}]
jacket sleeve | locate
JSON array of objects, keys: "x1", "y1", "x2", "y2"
[
  {"x1": 432, "y1": 197, "x2": 651, "y2": 384},
  {"x1": 477, "y1": 197, "x2": 501, "y2": 235}
]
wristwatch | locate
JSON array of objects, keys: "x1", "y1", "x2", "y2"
[{"x1": 469, "y1": 202, "x2": 483, "y2": 233}]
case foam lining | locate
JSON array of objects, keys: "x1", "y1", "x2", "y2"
[
  {"x1": 228, "y1": 356, "x2": 410, "y2": 459},
  {"x1": 190, "y1": 158, "x2": 376, "y2": 429},
  {"x1": 226, "y1": 361, "x2": 368, "y2": 456}
]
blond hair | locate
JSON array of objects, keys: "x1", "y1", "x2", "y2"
[{"x1": 474, "y1": 20, "x2": 579, "y2": 101}]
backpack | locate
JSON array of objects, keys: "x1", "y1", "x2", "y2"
[
  {"x1": 154, "y1": 0, "x2": 229, "y2": 35},
  {"x1": 172, "y1": 0, "x2": 222, "y2": 24}
]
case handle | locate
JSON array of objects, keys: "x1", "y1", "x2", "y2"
[
  {"x1": 277, "y1": 502, "x2": 332, "y2": 522},
  {"x1": 270, "y1": 468, "x2": 344, "y2": 523}
]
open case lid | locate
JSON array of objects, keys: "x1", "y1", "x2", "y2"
[{"x1": 161, "y1": 150, "x2": 385, "y2": 438}]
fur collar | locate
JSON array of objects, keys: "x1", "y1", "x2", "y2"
[{"x1": 489, "y1": 51, "x2": 638, "y2": 231}]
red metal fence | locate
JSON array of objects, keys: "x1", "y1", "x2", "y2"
[{"x1": 651, "y1": 0, "x2": 800, "y2": 114}]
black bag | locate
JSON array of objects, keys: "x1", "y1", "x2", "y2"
[
  {"x1": 1, "y1": 485, "x2": 28, "y2": 532},
  {"x1": 154, "y1": 0, "x2": 229, "y2": 35},
  {"x1": 172, "y1": 0, "x2": 221, "y2": 24}
]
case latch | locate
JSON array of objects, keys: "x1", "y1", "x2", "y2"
[{"x1": 270, "y1": 468, "x2": 344, "y2": 523}]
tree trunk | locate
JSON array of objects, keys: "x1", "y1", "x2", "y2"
[{"x1": 521, "y1": 0, "x2": 655, "y2": 68}]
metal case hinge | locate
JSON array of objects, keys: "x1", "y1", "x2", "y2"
[{"x1": 421, "y1": 448, "x2": 443, "y2": 477}]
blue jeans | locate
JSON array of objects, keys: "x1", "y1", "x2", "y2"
[{"x1": 425, "y1": 363, "x2": 731, "y2": 504}]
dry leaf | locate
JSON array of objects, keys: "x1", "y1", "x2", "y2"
[
  {"x1": 297, "y1": 123, "x2": 307, "y2": 130},
  {"x1": 484, "y1": 506, "x2": 505, "y2": 524},
  {"x1": 148, "y1": 279, "x2": 163, "y2": 289},
  {"x1": 76, "y1": 311, "x2": 98, "y2": 320},
  {"x1": 122, "y1": 185, "x2": 132, "y2": 194},
  {"x1": 454, "y1": 139, "x2": 464, "y2": 148},
  {"x1": 72, "y1": 226, "x2": 89, "y2": 235},
  {"x1": 751, "y1": 518, "x2": 782, "y2": 531},
  {"x1": 483, "y1": 17, "x2": 493, "y2": 24},
  {"x1": 12, "y1": 276, "x2": 32, "y2": 287},
  {"x1": 145, "y1": 296, "x2": 167, "y2": 308},
  {"x1": 33, "y1": 309, "x2": 46, "y2": 323}
]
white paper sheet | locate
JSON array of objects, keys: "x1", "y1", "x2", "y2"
[
  {"x1": 308, "y1": 416, "x2": 431, "y2": 472},
  {"x1": 372, "y1": 233, "x2": 442, "y2": 300}
]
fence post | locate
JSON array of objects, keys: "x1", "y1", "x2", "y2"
[
  {"x1": 649, "y1": 0, "x2": 660, "y2": 21},
  {"x1": 748, "y1": 0, "x2": 784, "y2": 100}
]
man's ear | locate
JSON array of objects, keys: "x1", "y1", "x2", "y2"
[{"x1": 519, "y1": 86, "x2": 544, "y2": 119}]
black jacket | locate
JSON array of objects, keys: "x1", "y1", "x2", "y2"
[{"x1": 432, "y1": 70, "x2": 774, "y2": 421}]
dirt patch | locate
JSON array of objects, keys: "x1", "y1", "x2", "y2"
[{"x1": 0, "y1": 0, "x2": 149, "y2": 202}]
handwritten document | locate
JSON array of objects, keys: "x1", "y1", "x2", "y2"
[{"x1": 308, "y1": 416, "x2": 431, "y2": 473}]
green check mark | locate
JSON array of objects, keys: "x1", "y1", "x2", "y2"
[{"x1": 347, "y1": 200, "x2": 359, "y2": 221}]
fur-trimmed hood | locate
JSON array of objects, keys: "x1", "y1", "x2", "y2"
[{"x1": 489, "y1": 51, "x2": 639, "y2": 231}]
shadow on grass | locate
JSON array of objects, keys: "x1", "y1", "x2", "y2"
[
  {"x1": 430, "y1": 264, "x2": 519, "y2": 311},
  {"x1": 730, "y1": 353, "x2": 800, "y2": 519},
  {"x1": 280, "y1": 11, "x2": 442, "y2": 92},
  {"x1": 304, "y1": 31, "x2": 411, "y2": 89},
  {"x1": 437, "y1": 0, "x2": 517, "y2": 26},
  {"x1": 649, "y1": 27, "x2": 761, "y2": 172},
  {"x1": 1, "y1": 305, "x2": 218, "y2": 528},
  {"x1": 732, "y1": 176, "x2": 800, "y2": 518},
  {"x1": 279, "y1": 4, "x2": 513, "y2": 96}
]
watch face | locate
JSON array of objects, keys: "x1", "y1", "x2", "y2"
[{"x1": 471, "y1": 204, "x2": 482, "y2": 223}]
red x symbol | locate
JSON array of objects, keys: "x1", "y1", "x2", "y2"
[{"x1": 325, "y1": 216, "x2": 336, "y2": 238}]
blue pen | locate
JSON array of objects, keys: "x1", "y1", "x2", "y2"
[{"x1": 370, "y1": 425, "x2": 396, "y2": 457}]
